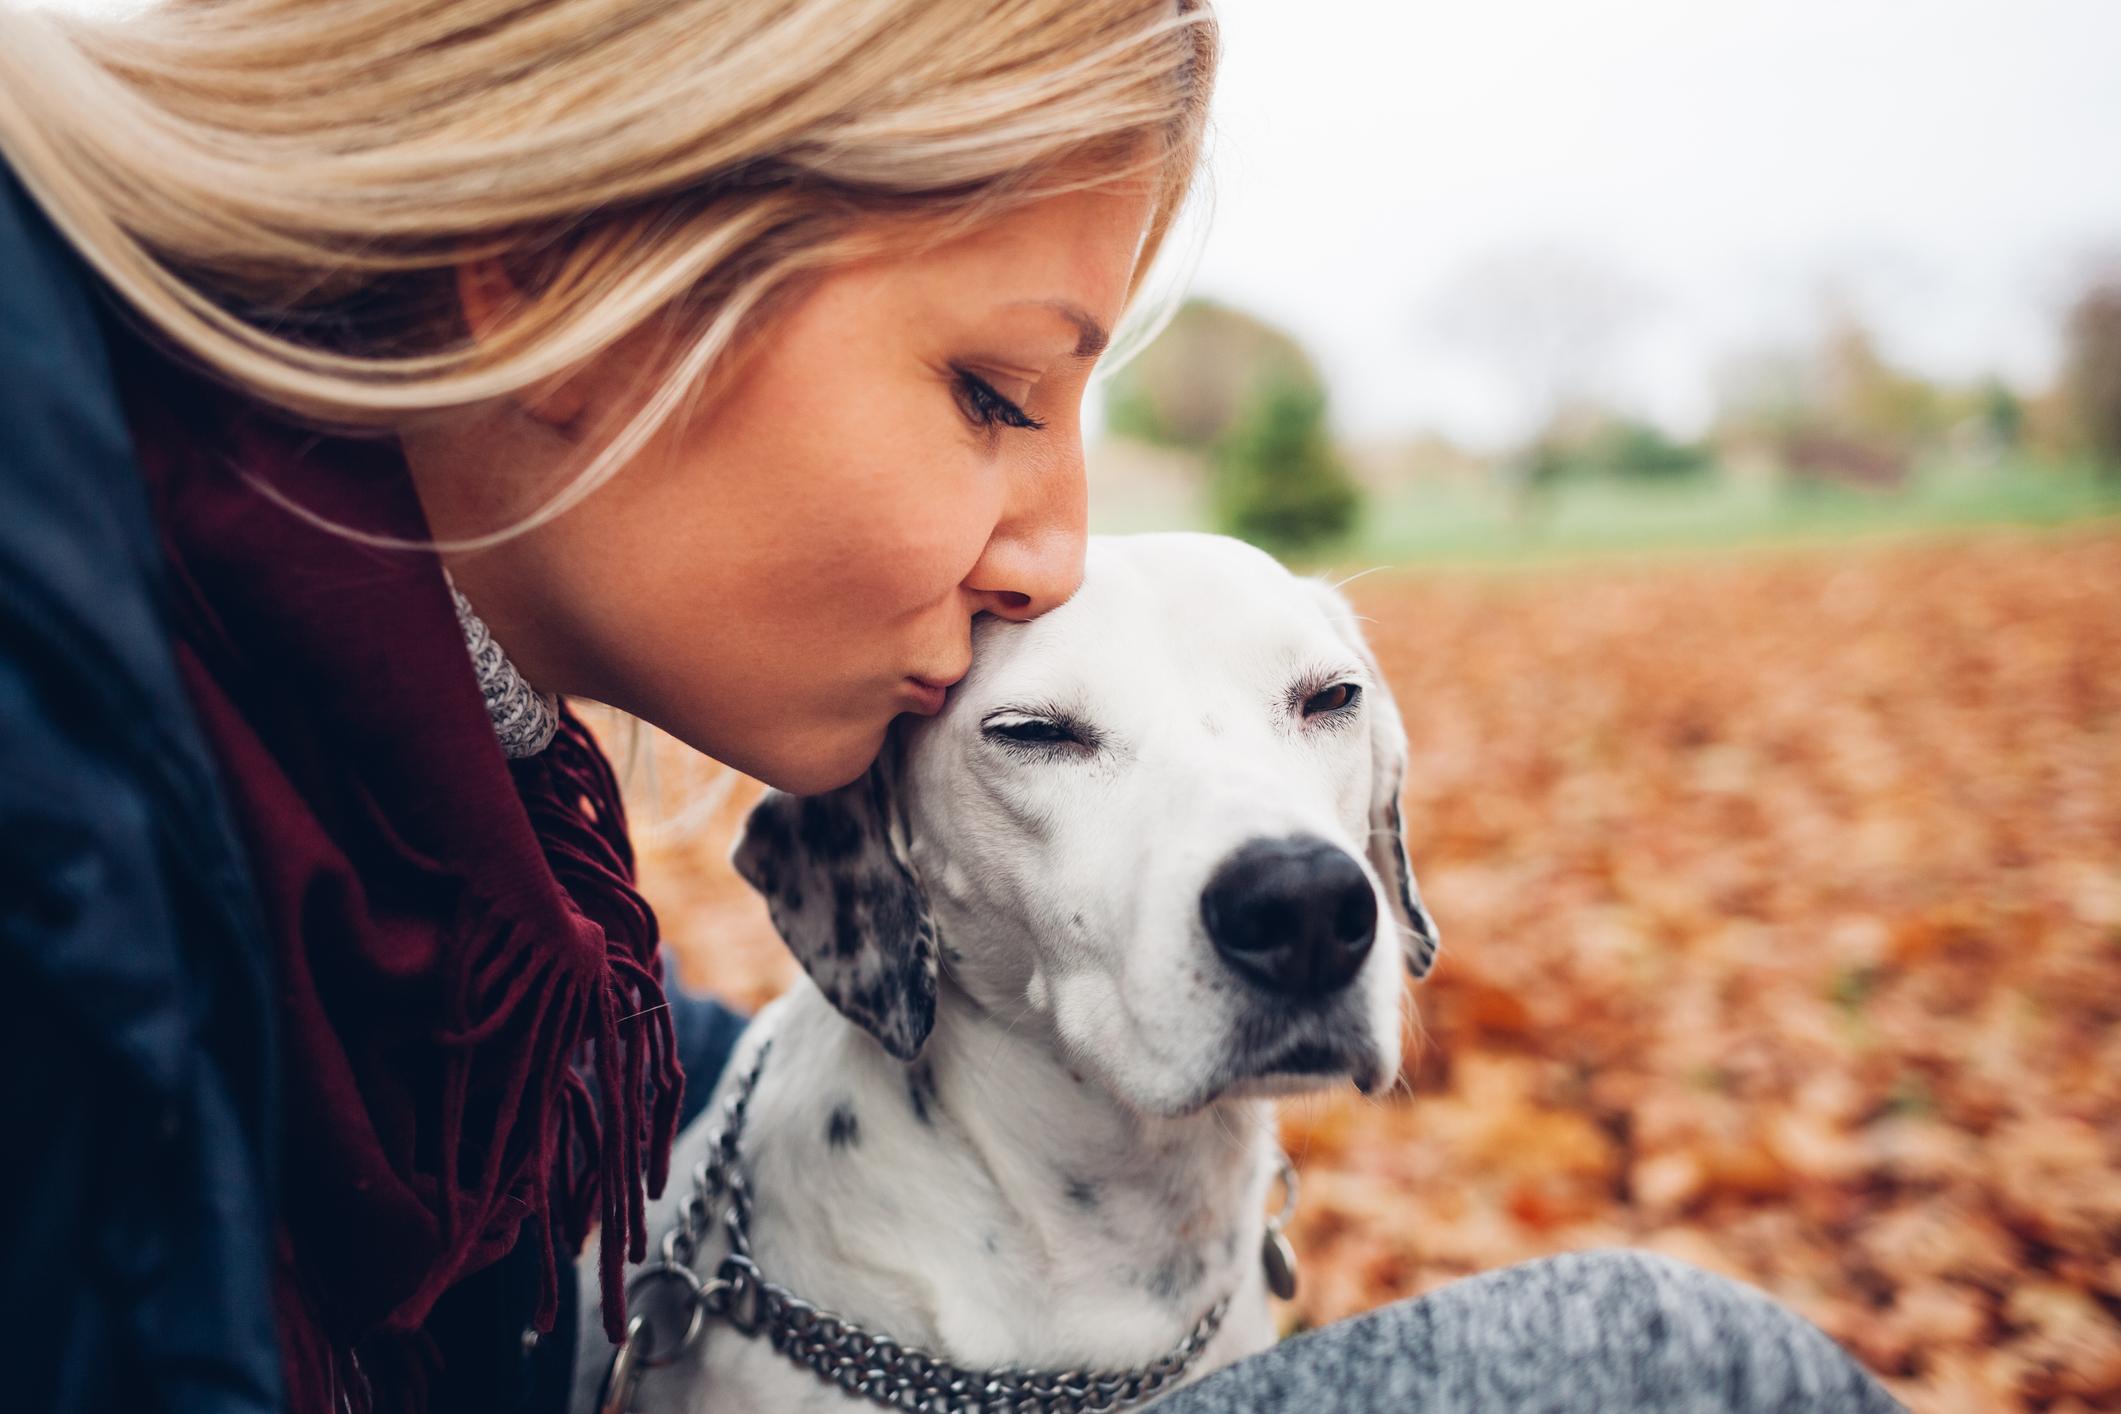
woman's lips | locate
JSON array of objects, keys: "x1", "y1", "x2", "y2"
[
  {"x1": 901, "y1": 677, "x2": 948, "y2": 715},
  {"x1": 902, "y1": 662, "x2": 966, "y2": 716}
]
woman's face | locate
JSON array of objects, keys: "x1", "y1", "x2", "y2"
[{"x1": 412, "y1": 170, "x2": 1159, "y2": 794}]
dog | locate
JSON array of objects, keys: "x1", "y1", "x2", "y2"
[{"x1": 575, "y1": 531, "x2": 1439, "y2": 1412}]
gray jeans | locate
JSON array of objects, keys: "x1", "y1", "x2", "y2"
[{"x1": 1157, "y1": 1250, "x2": 1902, "y2": 1413}]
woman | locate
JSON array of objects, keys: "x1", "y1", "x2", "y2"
[{"x1": 0, "y1": 1, "x2": 1898, "y2": 1411}]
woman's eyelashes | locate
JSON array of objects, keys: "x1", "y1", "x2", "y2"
[{"x1": 951, "y1": 366, "x2": 1047, "y2": 433}]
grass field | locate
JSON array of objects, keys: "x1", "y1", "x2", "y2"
[
  {"x1": 1087, "y1": 450, "x2": 2121, "y2": 571},
  {"x1": 628, "y1": 518, "x2": 2121, "y2": 1413},
  {"x1": 1350, "y1": 459, "x2": 2121, "y2": 569}
]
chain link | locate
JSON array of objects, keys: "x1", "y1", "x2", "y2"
[{"x1": 605, "y1": 1037, "x2": 1232, "y2": 1414}]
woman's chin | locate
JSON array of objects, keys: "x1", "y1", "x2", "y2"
[{"x1": 740, "y1": 720, "x2": 890, "y2": 798}]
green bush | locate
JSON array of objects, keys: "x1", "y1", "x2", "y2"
[
  {"x1": 1208, "y1": 379, "x2": 1363, "y2": 558},
  {"x1": 1101, "y1": 380, "x2": 1173, "y2": 448},
  {"x1": 1576, "y1": 419, "x2": 1714, "y2": 479},
  {"x1": 1098, "y1": 298, "x2": 1327, "y2": 452}
]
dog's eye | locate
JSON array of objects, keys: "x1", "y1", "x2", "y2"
[
  {"x1": 987, "y1": 719, "x2": 1078, "y2": 746},
  {"x1": 982, "y1": 716, "x2": 1095, "y2": 754},
  {"x1": 1302, "y1": 682, "x2": 1362, "y2": 717}
]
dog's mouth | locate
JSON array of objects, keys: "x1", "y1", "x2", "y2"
[
  {"x1": 1253, "y1": 1038, "x2": 1357, "y2": 1077},
  {"x1": 1214, "y1": 1027, "x2": 1384, "y2": 1103}
]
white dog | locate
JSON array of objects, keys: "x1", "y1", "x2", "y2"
[{"x1": 576, "y1": 532, "x2": 1438, "y2": 1413}]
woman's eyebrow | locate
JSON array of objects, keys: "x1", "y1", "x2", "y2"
[{"x1": 1004, "y1": 299, "x2": 1110, "y2": 359}]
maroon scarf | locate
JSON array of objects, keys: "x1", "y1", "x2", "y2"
[{"x1": 115, "y1": 340, "x2": 682, "y2": 1412}]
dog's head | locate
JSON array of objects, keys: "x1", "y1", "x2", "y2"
[{"x1": 733, "y1": 532, "x2": 1438, "y2": 1114}]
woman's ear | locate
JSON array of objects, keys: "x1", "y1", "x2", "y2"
[{"x1": 454, "y1": 258, "x2": 587, "y2": 428}]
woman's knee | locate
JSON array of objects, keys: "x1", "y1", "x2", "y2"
[
  {"x1": 1413, "y1": 1248, "x2": 1901, "y2": 1411},
  {"x1": 1158, "y1": 1248, "x2": 1902, "y2": 1413}
]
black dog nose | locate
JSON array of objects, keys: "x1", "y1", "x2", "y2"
[{"x1": 1200, "y1": 836, "x2": 1377, "y2": 997}]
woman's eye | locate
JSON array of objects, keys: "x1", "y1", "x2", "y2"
[
  {"x1": 1302, "y1": 683, "x2": 1362, "y2": 717},
  {"x1": 953, "y1": 369, "x2": 1047, "y2": 433},
  {"x1": 984, "y1": 718, "x2": 1083, "y2": 749}
]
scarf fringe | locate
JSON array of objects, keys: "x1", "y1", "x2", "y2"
[
  {"x1": 514, "y1": 710, "x2": 685, "y2": 1341},
  {"x1": 397, "y1": 708, "x2": 680, "y2": 1352}
]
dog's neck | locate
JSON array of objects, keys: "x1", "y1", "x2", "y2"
[
  {"x1": 734, "y1": 977, "x2": 1276, "y2": 1373},
  {"x1": 923, "y1": 977, "x2": 1273, "y2": 1261}
]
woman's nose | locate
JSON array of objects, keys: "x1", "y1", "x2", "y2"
[
  {"x1": 966, "y1": 524, "x2": 1085, "y2": 621},
  {"x1": 963, "y1": 446, "x2": 1088, "y2": 622}
]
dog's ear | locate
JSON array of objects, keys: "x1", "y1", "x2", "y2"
[
  {"x1": 1305, "y1": 577, "x2": 1441, "y2": 979},
  {"x1": 731, "y1": 743, "x2": 939, "y2": 1060}
]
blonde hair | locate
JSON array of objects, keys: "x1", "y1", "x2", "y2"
[{"x1": 0, "y1": 0, "x2": 1217, "y2": 544}]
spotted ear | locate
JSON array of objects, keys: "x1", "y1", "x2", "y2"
[
  {"x1": 731, "y1": 743, "x2": 939, "y2": 1059},
  {"x1": 1306, "y1": 577, "x2": 1441, "y2": 980}
]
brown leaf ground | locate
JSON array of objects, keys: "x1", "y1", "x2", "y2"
[{"x1": 625, "y1": 527, "x2": 2121, "y2": 1413}]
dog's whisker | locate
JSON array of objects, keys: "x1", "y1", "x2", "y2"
[
  {"x1": 1209, "y1": 1099, "x2": 1253, "y2": 1160},
  {"x1": 1329, "y1": 564, "x2": 1390, "y2": 592}
]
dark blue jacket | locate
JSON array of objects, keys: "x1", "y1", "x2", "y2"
[
  {"x1": 0, "y1": 165, "x2": 748, "y2": 1414},
  {"x1": 0, "y1": 163, "x2": 285, "y2": 1414}
]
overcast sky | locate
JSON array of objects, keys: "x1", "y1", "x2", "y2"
[{"x1": 1162, "y1": 0, "x2": 2121, "y2": 447}]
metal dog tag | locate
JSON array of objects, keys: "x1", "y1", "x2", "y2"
[
  {"x1": 1261, "y1": 1226, "x2": 1299, "y2": 1301},
  {"x1": 1261, "y1": 1149, "x2": 1301, "y2": 1300}
]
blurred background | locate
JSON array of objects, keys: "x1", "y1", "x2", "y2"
[{"x1": 625, "y1": 5, "x2": 2121, "y2": 1411}]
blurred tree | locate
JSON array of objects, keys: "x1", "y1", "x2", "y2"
[
  {"x1": 1208, "y1": 377, "x2": 1362, "y2": 558},
  {"x1": 1979, "y1": 379, "x2": 2025, "y2": 452},
  {"x1": 1713, "y1": 345, "x2": 1822, "y2": 443},
  {"x1": 1100, "y1": 297, "x2": 1324, "y2": 451},
  {"x1": 1573, "y1": 417, "x2": 1714, "y2": 479},
  {"x1": 1712, "y1": 310, "x2": 1949, "y2": 488},
  {"x1": 2063, "y1": 279, "x2": 2121, "y2": 475},
  {"x1": 1816, "y1": 313, "x2": 1947, "y2": 450}
]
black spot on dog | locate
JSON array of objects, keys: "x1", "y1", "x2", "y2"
[
  {"x1": 799, "y1": 796, "x2": 867, "y2": 861},
  {"x1": 1063, "y1": 1176, "x2": 1100, "y2": 1211},
  {"x1": 746, "y1": 800, "x2": 795, "y2": 858},
  {"x1": 826, "y1": 1103, "x2": 861, "y2": 1149},
  {"x1": 983, "y1": 1231, "x2": 999, "y2": 1255},
  {"x1": 822, "y1": 886, "x2": 865, "y2": 962},
  {"x1": 906, "y1": 1063, "x2": 936, "y2": 1126},
  {"x1": 1145, "y1": 1247, "x2": 1206, "y2": 1305},
  {"x1": 831, "y1": 882, "x2": 864, "y2": 957}
]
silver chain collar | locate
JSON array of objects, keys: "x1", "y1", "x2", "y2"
[{"x1": 599, "y1": 1037, "x2": 1300, "y2": 1414}]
